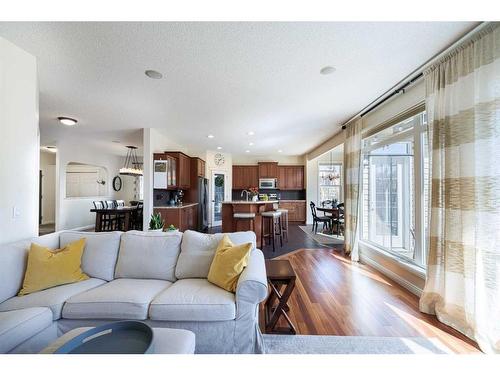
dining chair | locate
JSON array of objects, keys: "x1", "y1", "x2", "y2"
[
  {"x1": 310, "y1": 202, "x2": 331, "y2": 234},
  {"x1": 131, "y1": 202, "x2": 143, "y2": 230},
  {"x1": 105, "y1": 200, "x2": 117, "y2": 209},
  {"x1": 93, "y1": 201, "x2": 104, "y2": 209}
]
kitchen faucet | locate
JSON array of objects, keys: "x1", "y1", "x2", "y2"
[{"x1": 241, "y1": 190, "x2": 250, "y2": 201}]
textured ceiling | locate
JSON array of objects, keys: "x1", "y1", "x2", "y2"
[{"x1": 0, "y1": 22, "x2": 476, "y2": 156}]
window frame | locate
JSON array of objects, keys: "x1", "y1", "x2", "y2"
[
  {"x1": 359, "y1": 110, "x2": 427, "y2": 269},
  {"x1": 317, "y1": 162, "x2": 343, "y2": 205}
]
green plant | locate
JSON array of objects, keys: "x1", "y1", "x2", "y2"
[
  {"x1": 149, "y1": 212, "x2": 164, "y2": 230},
  {"x1": 167, "y1": 224, "x2": 177, "y2": 231}
]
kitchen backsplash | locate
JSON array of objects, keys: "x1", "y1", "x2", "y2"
[{"x1": 232, "y1": 189, "x2": 306, "y2": 201}]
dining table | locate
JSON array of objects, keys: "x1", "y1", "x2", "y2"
[
  {"x1": 316, "y1": 206, "x2": 342, "y2": 236},
  {"x1": 90, "y1": 206, "x2": 138, "y2": 232}
]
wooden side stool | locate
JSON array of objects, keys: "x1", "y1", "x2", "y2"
[{"x1": 264, "y1": 259, "x2": 297, "y2": 334}]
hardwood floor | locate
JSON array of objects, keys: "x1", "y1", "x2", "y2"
[{"x1": 260, "y1": 248, "x2": 481, "y2": 354}]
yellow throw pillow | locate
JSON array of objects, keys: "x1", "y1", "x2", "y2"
[
  {"x1": 18, "y1": 238, "x2": 89, "y2": 296},
  {"x1": 208, "y1": 235, "x2": 252, "y2": 293}
]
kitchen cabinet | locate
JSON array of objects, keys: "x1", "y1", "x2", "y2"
[
  {"x1": 258, "y1": 162, "x2": 278, "y2": 179},
  {"x1": 153, "y1": 155, "x2": 177, "y2": 189},
  {"x1": 191, "y1": 157, "x2": 205, "y2": 178},
  {"x1": 278, "y1": 201, "x2": 306, "y2": 222},
  {"x1": 232, "y1": 165, "x2": 259, "y2": 189},
  {"x1": 166, "y1": 152, "x2": 191, "y2": 189},
  {"x1": 154, "y1": 204, "x2": 198, "y2": 232},
  {"x1": 277, "y1": 165, "x2": 304, "y2": 190}
]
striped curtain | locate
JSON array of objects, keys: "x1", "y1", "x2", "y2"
[
  {"x1": 419, "y1": 23, "x2": 500, "y2": 353},
  {"x1": 343, "y1": 117, "x2": 363, "y2": 261}
]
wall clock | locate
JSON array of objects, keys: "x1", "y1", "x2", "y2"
[
  {"x1": 214, "y1": 153, "x2": 225, "y2": 166},
  {"x1": 112, "y1": 176, "x2": 122, "y2": 191}
]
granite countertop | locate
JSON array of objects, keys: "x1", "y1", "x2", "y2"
[
  {"x1": 222, "y1": 200, "x2": 279, "y2": 204},
  {"x1": 154, "y1": 203, "x2": 199, "y2": 209}
]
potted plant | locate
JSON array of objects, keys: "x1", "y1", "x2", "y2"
[
  {"x1": 166, "y1": 224, "x2": 179, "y2": 233},
  {"x1": 249, "y1": 187, "x2": 259, "y2": 202},
  {"x1": 148, "y1": 212, "x2": 164, "y2": 232}
]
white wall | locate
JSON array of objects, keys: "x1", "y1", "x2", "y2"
[
  {"x1": 40, "y1": 151, "x2": 56, "y2": 224},
  {"x1": 0, "y1": 37, "x2": 39, "y2": 245},
  {"x1": 55, "y1": 141, "x2": 136, "y2": 230}
]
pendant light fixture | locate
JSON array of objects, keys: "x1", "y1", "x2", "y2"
[
  {"x1": 119, "y1": 146, "x2": 143, "y2": 176},
  {"x1": 326, "y1": 150, "x2": 340, "y2": 182}
]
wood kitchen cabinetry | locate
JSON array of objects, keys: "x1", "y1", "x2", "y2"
[
  {"x1": 232, "y1": 165, "x2": 259, "y2": 189},
  {"x1": 258, "y1": 162, "x2": 279, "y2": 179},
  {"x1": 278, "y1": 201, "x2": 306, "y2": 222},
  {"x1": 192, "y1": 157, "x2": 206, "y2": 178},
  {"x1": 154, "y1": 204, "x2": 198, "y2": 232},
  {"x1": 153, "y1": 153, "x2": 177, "y2": 189},
  {"x1": 278, "y1": 165, "x2": 304, "y2": 190},
  {"x1": 165, "y1": 152, "x2": 191, "y2": 189}
]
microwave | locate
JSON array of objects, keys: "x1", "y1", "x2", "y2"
[{"x1": 259, "y1": 178, "x2": 277, "y2": 189}]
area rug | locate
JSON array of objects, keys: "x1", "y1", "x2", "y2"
[
  {"x1": 299, "y1": 225, "x2": 344, "y2": 246},
  {"x1": 263, "y1": 334, "x2": 451, "y2": 354}
]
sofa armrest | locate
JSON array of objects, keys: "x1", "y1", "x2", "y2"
[{"x1": 235, "y1": 249, "x2": 268, "y2": 306}]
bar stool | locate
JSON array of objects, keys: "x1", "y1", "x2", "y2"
[
  {"x1": 233, "y1": 212, "x2": 256, "y2": 232},
  {"x1": 261, "y1": 211, "x2": 282, "y2": 252},
  {"x1": 275, "y1": 208, "x2": 289, "y2": 243}
]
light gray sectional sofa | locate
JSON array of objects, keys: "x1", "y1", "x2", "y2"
[{"x1": 0, "y1": 230, "x2": 268, "y2": 354}]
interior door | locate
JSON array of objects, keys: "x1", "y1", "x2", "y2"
[{"x1": 211, "y1": 171, "x2": 227, "y2": 227}]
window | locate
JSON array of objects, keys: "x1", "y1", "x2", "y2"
[
  {"x1": 360, "y1": 111, "x2": 428, "y2": 267},
  {"x1": 65, "y1": 163, "x2": 108, "y2": 198},
  {"x1": 318, "y1": 163, "x2": 342, "y2": 204}
]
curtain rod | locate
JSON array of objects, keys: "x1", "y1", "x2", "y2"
[{"x1": 341, "y1": 21, "x2": 487, "y2": 127}]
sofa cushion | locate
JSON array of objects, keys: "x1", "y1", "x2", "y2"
[
  {"x1": 175, "y1": 230, "x2": 256, "y2": 279},
  {"x1": 115, "y1": 231, "x2": 182, "y2": 282},
  {"x1": 19, "y1": 239, "x2": 89, "y2": 296},
  {"x1": 0, "y1": 240, "x2": 32, "y2": 304},
  {"x1": 0, "y1": 278, "x2": 106, "y2": 320},
  {"x1": 0, "y1": 233, "x2": 64, "y2": 304},
  {"x1": 62, "y1": 278, "x2": 171, "y2": 320},
  {"x1": 149, "y1": 279, "x2": 236, "y2": 321},
  {"x1": 0, "y1": 307, "x2": 53, "y2": 353},
  {"x1": 60, "y1": 231, "x2": 121, "y2": 281}
]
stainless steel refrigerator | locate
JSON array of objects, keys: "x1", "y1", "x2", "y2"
[{"x1": 197, "y1": 177, "x2": 209, "y2": 232}]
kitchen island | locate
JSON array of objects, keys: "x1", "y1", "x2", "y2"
[
  {"x1": 221, "y1": 200, "x2": 279, "y2": 247},
  {"x1": 154, "y1": 203, "x2": 198, "y2": 232}
]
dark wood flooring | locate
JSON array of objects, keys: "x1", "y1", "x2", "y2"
[
  {"x1": 260, "y1": 248, "x2": 481, "y2": 354},
  {"x1": 210, "y1": 223, "x2": 325, "y2": 258}
]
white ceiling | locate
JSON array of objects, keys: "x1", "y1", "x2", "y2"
[{"x1": 0, "y1": 22, "x2": 476, "y2": 157}]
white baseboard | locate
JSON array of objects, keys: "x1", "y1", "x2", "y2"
[{"x1": 360, "y1": 254, "x2": 423, "y2": 297}]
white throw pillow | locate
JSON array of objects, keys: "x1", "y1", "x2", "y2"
[
  {"x1": 175, "y1": 230, "x2": 256, "y2": 279},
  {"x1": 115, "y1": 230, "x2": 182, "y2": 282}
]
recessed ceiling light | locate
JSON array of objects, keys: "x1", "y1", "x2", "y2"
[
  {"x1": 245, "y1": 150, "x2": 250, "y2": 153},
  {"x1": 320, "y1": 66, "x2": 336, "y2": 75},
  {"x1": 246, "y1": 131, "x2": 255, "y2": 136},
  {"x1": 217, "y1": 146, "x2": 222, "y2": 150},
  {"x1": 207, "y1": 134, "x2": 215, "y2": 139},
  {"x1": 249, "y1": 142, "x2": 254, "y2": 146},
  {"x1": 278, "y1": 149, "x2": 283, "y2": 153},
  {"x1": 145, "y1": 70, "x2": 163, "y2": 79},
  {"x1": 58, "y1": 117, "x2": 77, "y2": 126}
]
